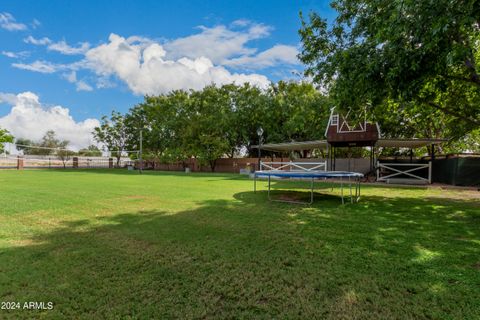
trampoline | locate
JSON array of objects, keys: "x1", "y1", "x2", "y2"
[{"x1": 254, "y1": 169, "x2": 363, "y2": 204}]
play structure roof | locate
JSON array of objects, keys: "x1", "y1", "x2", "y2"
[{"x1": 253, "y1": 138, "x2": 446, "y2": 152}]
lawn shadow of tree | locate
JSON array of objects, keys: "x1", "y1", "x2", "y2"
[
  {"x1": 1, "y1": 193, "x2": 479, "y2": 319},
  {"x1": 52, "y1": 169, "x2": 248, "y2": 181}
]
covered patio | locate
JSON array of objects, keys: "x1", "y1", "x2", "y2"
[{"x1": 252, "y1": 138, "x2": 446, "y2": 184}]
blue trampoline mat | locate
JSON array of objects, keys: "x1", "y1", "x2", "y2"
[{"x1": 255, "y1": 170, "x2": 363, "y2": 179}]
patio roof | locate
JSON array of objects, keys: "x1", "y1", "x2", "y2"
[
  {"x1": 252, "y1": 138, "x2": 446, "y2": 152},
  {"x1": 376, "y1": 138, "x2": 447, "y2": 148}
]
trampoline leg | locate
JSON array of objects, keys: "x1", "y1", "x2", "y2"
[
  {"x1": 355, "y1": 179, "x2": 358, "y2": 202},
  {"x1": 358, "y1": 178, "x2": 361, "y2": 202},
  {"x1": 349, "y1": 176, "x2": 353, "y2": 204},
  {"x1": 310, "y1": 177, "x2": 314, "y2": 204},
  {"x1": 267, "y1": 175, "x2": 271, "y2": 201},
  {"x1": 341, "y1": 178, "x2": 344, "y2": 205}
]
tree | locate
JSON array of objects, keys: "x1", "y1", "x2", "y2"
[
  {"x1": 56, "y1": 140, "x2": 75, "y2": 168},
  {"x1": 93, "y1": 111, "x2": 131, "y2": 167},
  {"x1": 37, "y1": 131, "x2": 71, "y2": 167},
  {"x1": 120, "y1": 82, "x2": 336, "y2": 167},
  {"x1": 186, "y1": 86, "x2": 232, "y2": 171},
  {"x1": 16, "y1": 131, "x2": 70, "y2": 158},
  {"x1": 15, "y1": 138, "x2": 36, "y2": 154},
  {"x1": 78, "y1": 145, "x2": 102, "y2": 157},
  {"x1": 125, "y1": 90, "x2": 192, "y2": 166},
  {"x1": 0, "y1": 128, "x2": 13, "y2": 154},
  {"x1": 299, "y1": 0, "x2": 480, "y2": 137},
  {"x1": 269, "y1": 81, "x2": 331, "y2": 146}
]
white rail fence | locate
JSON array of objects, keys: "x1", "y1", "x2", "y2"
[
  {"x1": 260, "y1": 161, "x2": 327, "y2": 172},
  {"x1": 376, "y1": 161, "x2": 432, "y2": 184},
  {"x1": 0, "y1": 155, "x2": 132, "y2": 169}
]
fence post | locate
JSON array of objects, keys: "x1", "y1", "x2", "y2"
[
  {"x1": 428, "y1": 161, "x2": 432, "y2": 184},
  {"x1": 376, "y1": 161, "x2": 380, "y2": 181},
  {"x1": 109, "y1": 158, "x2": 113, "y2": 168},
  {"x1": 73, "y1": 157, "x2": 79, "y2": 169},
  {"x1": 17, "y1": 156, "x2": 24, "y2": 170}
]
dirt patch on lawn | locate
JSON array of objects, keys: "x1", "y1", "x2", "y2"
[
  {"x1": 428, "y1": 189, "x2": 480, "y2": 202},
  {"x1": 274, "y1": 192, "x2": 311, "y2": 202}
]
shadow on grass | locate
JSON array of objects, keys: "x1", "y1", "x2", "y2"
[
  {"x1": 1, "y1": 194, "x2": 479, "y2": 319},
  {"x1": 34, "y1": 168, "x2": 249, "y2": 181}
]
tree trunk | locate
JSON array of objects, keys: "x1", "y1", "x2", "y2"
[{"x1": 210, "y1": 159, "x2": 216, "y2": 172}]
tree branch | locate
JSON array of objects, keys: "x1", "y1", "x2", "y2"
[{"x1": 425, "y1": 100, "x2": 480, "y2": 127}]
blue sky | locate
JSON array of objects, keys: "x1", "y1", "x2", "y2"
[{"x1": 0, "y1": 0, "x2": 335, "y2": 148}]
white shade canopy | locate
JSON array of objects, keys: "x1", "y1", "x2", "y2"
[{"x1": 252, "y1": 138, "x2": 446, "y2": 152}]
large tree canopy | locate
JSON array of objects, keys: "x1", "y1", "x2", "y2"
[
  {"x1": 121, "y1": 82, "x2": 331, "y2": 168},
  {"x1": 93, "y1": 111, "x2": 132, "y2": 167},
  {"x1": 299, "y1": 0, "x2": 480, "y2": 137}
]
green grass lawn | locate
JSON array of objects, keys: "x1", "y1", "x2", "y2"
[{"x1": 0, "y1": 169, "x2": 479, "y2": 319}]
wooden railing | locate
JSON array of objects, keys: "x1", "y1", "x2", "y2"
[
  {"x1": 260, "y1": 161, "x2": 327, "y2": 172},
  {"x1": 376, "y1": 161, "x2": 432, "y2": 184}
]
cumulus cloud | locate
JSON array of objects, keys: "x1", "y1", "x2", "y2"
[
  {"x1": 0, "y1": 92, "x2": 99, "y2": 150},
  {"x1": 0, "y1": 12, "x2": 27, "y2": 31},
  {"x1": 17, "y1": 21, "x2": 302, "y2": 94},
  {"x1": 224, "y1": 45, "x2": 299, "y2": 69},
  {"x1": 164, "y1": 23, "x2": 271, "y2": 64},
  {"x1": 0, "y1": 93, "x2": 18, "y2": 105},
  {"x1": 84, "y1": 33, "x2": 269, "y2": 95}
]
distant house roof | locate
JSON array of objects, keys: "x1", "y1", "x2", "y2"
[{"x1": 252, "y1": 138, "x2": 446, "y2": 152}]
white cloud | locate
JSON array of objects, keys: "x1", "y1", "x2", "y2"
[
  {"x1": 62, "y1": 71, "x2": 93, "y2": 92},
  {"x1": 24, "y1": 36, "x2": 90, "y2": 55},
  {"x1": 95, "y1": 76, "x2": 116, "y2": 89},
  {"x1": 230, "y1": 19, "x2": 251, "y2": 27},
  {"x1": 0, "y1": 92, "x2": 99, "y2": 150},
  {"x1": 84, "y1": 33, "x2": 269, "y2": 95},
  {"x1": 2, "y1": 51, "x2": 17, "y2": 58},
  {"x1": 75, "y1": 81, "x2": 93, "y2": 92},
  {"x1": 1, "y1": 51, "x2": 29, "y2": 59},
  {"x1": 224, "y1": 45, "x2": 299, "y2": 69},
  {"x1": 48, "y1": 40, "x2": 90, "y2": 55},
  {"x1": 12, "y1": 60, "x2": 63, "y2": 73},
  {"x1": 31, "y1": 19, "x2": 41, "y2": 29},
  {"x1": 0, "y1": 12, "x2": 27, "y2": 31},
  {"x1": 0, "y1": 93, "x2": 18, "y2": 105},
  {"x1": 17, "y1": 21, "x2": 302, "y2": 94},
  {"x1": 63, "y1": 71, "x2": 77, "y2": 83},
  {"x1": 164, "y1": 23, "x2": 271, "y2": 64},
  {"x1": 24, "y1": 35, "x2": 52, "y2": 45}
]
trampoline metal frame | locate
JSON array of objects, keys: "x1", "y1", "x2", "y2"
[{"x1": 254, "y1": 171, "x2": 362, "y2": 205}]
